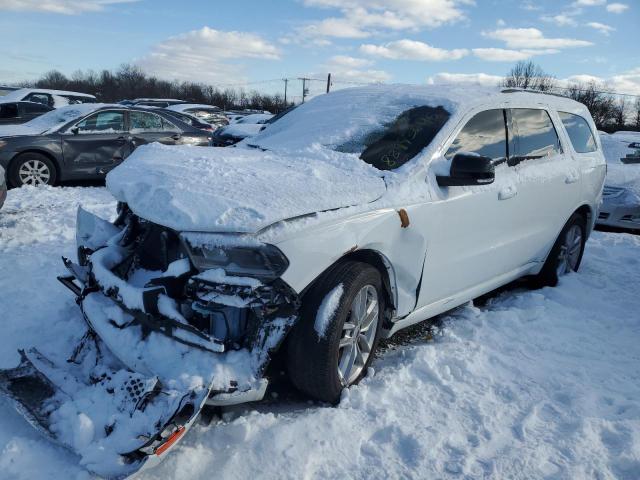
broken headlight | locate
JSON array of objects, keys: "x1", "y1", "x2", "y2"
[{"x1": 187, "y1": 243, "x2": 289, "y2": 280}]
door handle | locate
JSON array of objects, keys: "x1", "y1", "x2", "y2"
[{"x1": 498, "y1": 185, "x2": 517, "y2": 200}]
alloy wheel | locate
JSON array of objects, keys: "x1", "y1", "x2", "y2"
[
  {"x1": 18, "y1": 159, "x2": 51, "y2": 186},
  {"x1": 557, "y1": 224, "x2": 583, "y2": 276},
  {"x1": 337, "y1": 284, "x2": 379, "y2": 386}
]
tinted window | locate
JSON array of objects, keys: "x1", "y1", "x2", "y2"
[
  {"x1": 445, "y1": 109, "x2": 507, "y2": 162},
  {"x1": 0, "y1": 103, "x2": 18, "y2": 118},
  {"x1": 558, "y1": 112, "x2": 597, "y2": 153},
  {"x1": 354, "y1": 106, "x2": 450, "y2": 171},
  {"x1": 26, "y1": 93, "x2": 50, "y2": 106},
  {"x1": 130, "y1": 111, "x2": 163, "y2": 132},
  {"x1": 76, "y1": 111, "x2": 125, "y2": 133},
  {"x1": 511, "y1": 109, "x2": 561, "y2": 160}
]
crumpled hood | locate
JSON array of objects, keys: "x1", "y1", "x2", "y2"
[{"x1": 106, "y1": 143, "x2": 386, "y2": 233}]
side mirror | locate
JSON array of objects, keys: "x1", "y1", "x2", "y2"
[
  {"x1": 436, "y1": 153, "x2": 495, "y2": 187},
  {"x1": 70, "y1": 126, "x2": 79, "y2": 135}
]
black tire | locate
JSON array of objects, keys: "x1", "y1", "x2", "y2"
[
  {"x1": 286, "y1": 261, "x2": 385, "y2": 403},
  {"x1": 529, "y1": 212, "x2": 586, "y2": 289},
  {"x1": 9, "y1": 152, "x2": 58, "y2": 187}
]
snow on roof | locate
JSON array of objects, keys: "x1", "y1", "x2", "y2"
[
  {"x1": 167, "y1": 103, "x2": 221, "y2": 113},
  {"x1": 0, "y1": 103, "x2": 115, "y2": 137},
  {"x1": 249, "y1": 84, "x2": 587, "y2": 152},
  {"x1": 0, "y1": 88, "x2": 96, "y2": 102}
]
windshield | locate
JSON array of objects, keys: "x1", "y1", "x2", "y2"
[{"x1": 336, "y1": 105, "x2": 450, "y2": 171}]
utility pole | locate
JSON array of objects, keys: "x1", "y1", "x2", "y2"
[
  {"x1": 326, "y1": 73, "x2": 332, "y2": 94},
  {"x1": 283, "y1": 78, "x2": 288, "y2": 106},
  {"x1": 298, "y1": 77, "x2": 310, "y2": 103}
]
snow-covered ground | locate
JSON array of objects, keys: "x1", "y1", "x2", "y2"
[{"x1": 1, "y1": 186, "x2": 639, "y2": 480}]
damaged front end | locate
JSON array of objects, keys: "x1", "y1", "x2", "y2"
[{"x1": 0, "y1": 204, "x2": 299, "y2": 479}]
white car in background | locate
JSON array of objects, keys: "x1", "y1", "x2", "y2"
[
  {"x1": 166, "y1": 103, "x2": 229, "y2": 128},
  {"x1": 598, "y1": 131, "x2": 640, "y2": 231},
  {"x1": 211, "y1": 112, "x2": 275, "y2": 146},
  {"x1": 0, "y1": 85, "x2": 605, "y2": 478},
  {"x1": 0, "y1": 88, "x2": 96, "y2": 108}
]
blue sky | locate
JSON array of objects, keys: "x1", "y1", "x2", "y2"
[{"x1": 0, "y1": 0, "x2": 638, "y2": 101}]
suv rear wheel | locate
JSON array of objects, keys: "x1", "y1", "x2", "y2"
[
  {"x1": 286, "y1": 262, "x2": 385, "y2": 403},
  {"x1": 530, "y1": 212, "x2": 586, "y2": 288}
]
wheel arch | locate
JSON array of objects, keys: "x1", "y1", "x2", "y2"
[
  {"x1": 9, "y1": 149, "x2": 61, "y2": 183},
  {"x1": 298, "y1": 248, "x2": 397, "y2": 329},
  {"x1": 574, "y1": 204, "x2": 593, "y2": 238}
]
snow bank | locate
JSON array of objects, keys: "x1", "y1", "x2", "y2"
[
  {"x1": 220, "y1": 123, "x2": 264, "y2": 139},
  {"x1": 106, "y1": 143, "x2": 386, "y2": 233}
]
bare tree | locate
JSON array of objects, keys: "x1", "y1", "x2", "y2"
[
  {"x1": 613, "y1": 97, "x2": 627, "y2": 128},
  {"x1": 502, "y1": 61, "x2": 557, "y2": 92},
  {"x1": 565, "y1": 82, "x2": 617, "y2": 129},
  {"x1": 635, "y1": 98, "x2": 640, "y2": 129}
]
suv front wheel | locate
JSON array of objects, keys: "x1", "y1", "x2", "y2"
[{"x1": 286, "y1": 262, "x2": 385, "y2": 403}]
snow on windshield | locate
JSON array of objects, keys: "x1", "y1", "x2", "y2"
[
  {"x1": 248, "y1": 84, "x2": 494, "y2": 153},
  {"x1": 0, "y1": 103, "x2": 110, "y2": 137}
]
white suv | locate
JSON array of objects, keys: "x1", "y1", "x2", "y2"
[{"x1": 0, "y1": 85, "x2": 606, "y2": 478}]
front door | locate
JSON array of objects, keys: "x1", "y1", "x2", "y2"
[{"x1": 61, "y1": 110, "x2": 130, "y2": 176}]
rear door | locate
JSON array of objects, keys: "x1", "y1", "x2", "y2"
[
  {"x1": 506, "y1": 107, "x2": 581, "y2": 262},
  {"x1": 61, "y1": 109, "x2": 131, "y2": 176},
  {"x1": 0, "y1": 103, "x2": 20, "y2": 124},
  {"x1": 129, "y1": 110, "x2": 182, "y2": 148}
]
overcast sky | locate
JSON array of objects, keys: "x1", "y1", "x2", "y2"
[{"x1": 0, "y1": 0, "x2": 638, "y2": 100}]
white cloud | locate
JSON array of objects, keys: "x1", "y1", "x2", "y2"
[
  {"x1": 299, "y1": 0, "x2": 472, "y2": 39},
  {"x1": 586, "y1": 22, "x2": 615, "y2": 35},
  {"x1": 0, "y1": 0, "x2": 137, "y2": 14},
  {"x1": 322, "y1": 55, "x2": 391, "y2": 83},
  {"x1": 426, "y1": 72, "x2": 504, "y2": 87},
  {"x1": 606, "y1": 2, "x2": 629, "y2": 13},
  {"x1": 572, "y1": 0, "x2": 605, "y2": 5},
  {"x1": 483, "y1": 28, "x2": 593, "y2": 49},
  {"x1": 136, "y1": 27, "x2": 280, "y2": 85},
  {"x1": 541, "y1": 13, "x2": 578, "y2": 27},
  {"x1": 472, "y1": 48, "x2": 559, "y2": 62},
  {"x1": 360, "y1": 39, "x2": 468, "y2": 61}
]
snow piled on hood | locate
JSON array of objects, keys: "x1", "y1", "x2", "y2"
[
  {"x1": 106, "y1": 143, "x2": 386, "y2": 233},
  {"x1": 0, "y1": 103, "x2": 112, "y2": 138},
  {"x1": 600, "y1": 131, "x2": 640, "y2": 196}
]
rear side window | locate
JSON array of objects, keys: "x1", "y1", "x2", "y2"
[
  {"x1": 23, "y1": 103, "x2": 51, "y2": 113},
  {"x1": 558, "y1": 112, "x2": 597, "y2": 153},
  {"x1": 130, "y1": 111, "x2": 163, "y2": 132},
  {"x1": 445, "y1": 109, "x2": 507, "y2": 162},
  {"x1": 25, "y1": 93, "x2": 51, "y2": 106},
  {"x1": 511, "y1": 109, "x2": 561, "y2": 160}
]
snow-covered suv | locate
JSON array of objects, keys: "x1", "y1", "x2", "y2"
[{"x1": 0, "y1": 85, "x2": 605, "y2": 478}]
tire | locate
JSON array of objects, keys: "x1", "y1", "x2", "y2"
[
  {"x1": 286, "y1": 261, "x2": 385, "y2": 403},
  {"x1": 529, "y1": 212, "x2": 586, "y2": 288},
  {"x1": 9, "y1": 153, "x2": 57, "y2": 187}
]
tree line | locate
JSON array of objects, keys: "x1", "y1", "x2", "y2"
[
  {"x1": 502, "y1": 61, "x2": 640, "y2": 133},
  {"x1": 12, "y1": 61, "x2": 640, "y2": 132},
  {"x1": 16, "y1": 64, "x2": 291, "y2": 113}
]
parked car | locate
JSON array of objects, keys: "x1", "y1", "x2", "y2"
[
  {"x1": 0, "y1": 165, "x2": 5, "y2": 209},
  {"x1": 159, "y1": 108, "x2": 217, "y2": 132},
  {"x1": 0, "y1": 85, "x2": 605, "y2": 478},
  {"x1": 166, "y1": 103, "x2": 229, "y2": 128},
  {"x1": 0, "y1": 101, "x2": 53, "y2": 125},
  {"x1": 0, "y1": 104, "x2": 212, "y2": 187},
  {"x1": 0, "y1": 88, "x2": 96, "y2": 107},
  {"x1": 119, "y1": 98, "x2": 188, "y2": 108},
  {"x1": 598, "y1": 131, "x2": 640, "y2": 231},
  {"x1": 210, "y1": 113, "x2": 275, "y2": 146},
  {"x1": 0, "y1": 86, "x2": 20, "y2": 96}
]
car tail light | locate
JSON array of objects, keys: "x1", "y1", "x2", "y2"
[{"x1": 155, "y1": 426, "x2": 185, "y2": 456}]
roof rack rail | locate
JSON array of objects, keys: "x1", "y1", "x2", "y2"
[{"x1": 501, "y1": 88, "x2": 568, "y2": 99}]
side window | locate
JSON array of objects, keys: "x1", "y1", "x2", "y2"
[
  {"x1": 76, "y1": 111, "x2": 125, "y2": 133},
  {"x1": 25, "y1": 93, "x2": 51, "y2": 106},
  {"x1": 511, "y1": 109, "x2": 561, "y2": 160},
  {"x1": 161, "y1": 117, "x2": 180, "y2": 132},
  {"x1": 0, "y1": 104, "x2": 19, "y2": 118},
  {"x1": 445, "y1": 109, "x2": 507, "y2": 162},
  {"x1": 558, "y1": 112, "x2": 597, "y2": 153},
  {"x1": 23, "y1": 103, "x2": 51, "y2": 114},
  {"x1": 130, "y1": 111, "x2": 164, "y2": 132}
]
